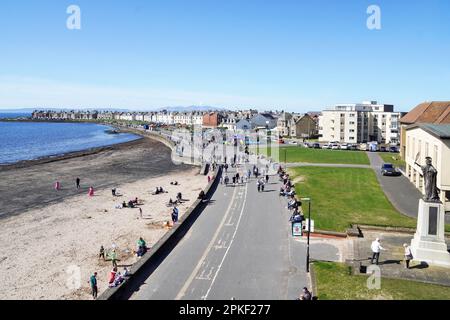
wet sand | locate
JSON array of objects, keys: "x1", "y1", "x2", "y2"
[{"x1": 0, "y1": 138, "x2": 193, "y2": 219}]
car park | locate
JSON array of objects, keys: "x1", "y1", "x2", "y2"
[
  {"x1": 389, "y1": 146, "x2": 399, "y2": 153},
  {"x1": 381, "y1": 163, "x2": 401, "y2": 176}
]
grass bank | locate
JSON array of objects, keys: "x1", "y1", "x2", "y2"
[{"x1": 314, "y1": 262, "x2": 450, "y2": 300}]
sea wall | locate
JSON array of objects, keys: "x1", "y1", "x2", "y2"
[{"x1": 97, "y1": 165, "x2": 222, "y2": 300}]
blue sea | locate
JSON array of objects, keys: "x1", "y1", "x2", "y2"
[{"x1": 0, "y1": 120, "x2": 141, "y2": 165}]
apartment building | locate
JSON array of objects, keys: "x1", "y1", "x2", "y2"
[{"x1": 319, "y1": 101, "x2": 402, "y2": 144}]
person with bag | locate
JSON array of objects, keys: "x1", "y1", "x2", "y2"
[{"x1": 403, "y1": 244, "x2": 413, "y2": 269}]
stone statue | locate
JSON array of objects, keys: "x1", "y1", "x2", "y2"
[{"x1": 415, "y1": 157, "x2": 441, "y2": 203}]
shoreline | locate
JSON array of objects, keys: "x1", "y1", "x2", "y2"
[
  {"x1": 0, "y1": 135, "x2": 193, "y2": 220},
  {"x1": 0, "y1": 121, "x2": 140, "y2": 170}
]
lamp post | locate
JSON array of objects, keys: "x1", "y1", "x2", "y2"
[{"x1": 301, "y1": 197, "x2": 312, "y2": 273}]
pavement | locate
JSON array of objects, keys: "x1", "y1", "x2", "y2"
[
  {"x1": 285, "y1": 162, "x2": 371, "y2": 169},
  {"x1": 126, "y1": 155, "x2": 341, "y2": 300},
  {"x1": 351, "y1": 230, "x2": 450, "y2": 287},
  {"x1": 366, "y1": 152, "x2": 450, "y2": 224}
]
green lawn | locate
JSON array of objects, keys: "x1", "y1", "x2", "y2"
[
  {"x1": 378, "y1": 152, "x2": 406, "y2": 168},
  {"x1": 314, "y1": 262, "x2": 450, "y2": 300},
  {"x1": 256, "y1": 146, "x2": 370, "y2": 165},
  {"x1": 288, "y1": 167, "x2": 416, "y2": 232}
]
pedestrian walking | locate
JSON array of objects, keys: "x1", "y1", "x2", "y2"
[
  {"x1": 76, "y1": 177, "x2": 81, "y2": 189},
  {"x1": 89, "y1": 272, "x2": 98, "y2": 300},
  {"x1": 98, "y1": 245, "x2": 105, "y2": 261},
  {"x1": 403, "y1": 243, "x2": 413, "y2": 269},
  {"x1": 138, "y1": 207, "x2": 143, "y2": 219},
  {"x1": 261, "y1": 180, "x2": 265, "y2": 192},
  {"x1": 265, "y1": 174, "x2": 269, "y2": 183},
  {"x1": 54, "y1": 181, "x2": 61, "y2": 191},
  {"x1": 257, "y1": 180, "x2": 261, "y2": 192},
  {"x1": 370, "y1": 238, "x2": 386, "y2": 265},
  {"x1": 110, "y1": 249, "x2": 118, "y2": 268}
]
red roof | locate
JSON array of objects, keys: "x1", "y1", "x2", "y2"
[{"x1": 400, "y1": 101, "x2": 450, "y2": 124}]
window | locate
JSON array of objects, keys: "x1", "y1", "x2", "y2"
[
  {"x1": 434, "y1": 145, "x2": 438, "y2": 165},
  {"x1": 349, "y1": 129, "x2": 355, "y2": 133}
]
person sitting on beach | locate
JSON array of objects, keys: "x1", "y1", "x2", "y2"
[
  {"x1": 176, "y1": 192, "x2": 183, "y2": 202},
  {"x1": 132, "y1": 197, "x2": 139, "y2": 205},
  {"x1": 128, "y1": 200, "x2": 135, "y2": 208},
  {"x1": 137, "y1": 237, "x2": 146, "y2": 249},
  {"x1": 122, "y1": 201, "x2": 127, "y2": 208},
  {"x1": 108, "y1": 267, "x2": 117, "y2": 285},
  {"x1": 112, "y1": 188, "x2": 117, "y2": 196}
]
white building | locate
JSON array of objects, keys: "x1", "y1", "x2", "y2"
[
  {"x1": 319, "y1": 101, "x2": 401, "y2": 144},
  {"x1": 405, "y1": 123, "x2": 450, "y2": 212}
]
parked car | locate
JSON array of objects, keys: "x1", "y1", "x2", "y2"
[
  {"x1": 331, "y1": 144, "x2": 340, "y2": 150},
  {"x1": 380, "y1": 146, "x2": 387, "y2": 152},
  {"x1": 340, "y1": 144, "x2": 349, "y2": 150},
  {"x1": 389, "y1": 146, "x2": 399, "y2": 153},
  {"x1": 322, "y1": 144, "x2": 331, "y2": 149},
  {"x1": 381, "y1": 163, "x2": 401, "y2": 176},
  {"x1": 278, "y1": 139, "x2": 285, "y2": 144},
  {"x1": 303, "y1": 142, "x2": 310, "y2": 148},
  {"x1": 313, "y1": 143, "x2": 321, "y2": 149},
  {"x1": 348, "y1": 144, "x2": 358, "y2": 151}
]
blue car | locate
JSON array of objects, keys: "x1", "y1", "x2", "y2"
[{"x1": 381, "y1": 163, "x2": 401, "y2": 176}]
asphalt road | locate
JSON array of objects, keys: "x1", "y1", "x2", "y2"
[{"x1": 129, "y1": 163, "x2": 312, "y2": 300}]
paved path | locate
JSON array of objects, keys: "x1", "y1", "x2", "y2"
[
  {"x1": 351, "y1": 230, "x2": 450, "y2": 287},
  {"x1": 366, "y1": 152, "x2": 450, "y2": 224},
  {"x1": 285, "y1": 162, "x2": 371, "y2": 169},
  {"x1": 127, "y1": 161, "x2": 341, "y2": 300},
  {"x1": 366, "y1": 152, "x2": 423, "y2": 219},
  {"x1": 128, "y1": 164, "x2": 306, "y2": 300}
]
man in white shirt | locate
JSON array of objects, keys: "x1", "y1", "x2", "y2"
[{"x1": 370, "y1": 238, "x2": 386, "y2": 265}]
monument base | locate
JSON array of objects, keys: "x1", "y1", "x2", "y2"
[{"x1": 410, "y1": 200, "x2": 450, "y2": 268}]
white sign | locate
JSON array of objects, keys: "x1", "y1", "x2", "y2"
[{"x1": 305, "y1": 219, "x2": 315, "y2": 232}]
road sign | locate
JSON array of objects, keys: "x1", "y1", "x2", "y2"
[
  {"x1": 305, "y1": 219, "x2": 315, "y2": 232},
  {"x1": 292, "y1": 223, "x2": 303, "y2": 237}
]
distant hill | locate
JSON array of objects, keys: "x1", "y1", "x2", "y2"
[{"x1": 157, "y1": 106, "x2": 229, "y2": 112}]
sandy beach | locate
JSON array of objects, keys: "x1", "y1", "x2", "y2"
[{"x1": 0, "y1": 137, "x2": 207, "y2": 300}]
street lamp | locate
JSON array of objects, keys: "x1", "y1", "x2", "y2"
[{"x1": 300, "y1": 197, "x2": 312, "y2": 273}]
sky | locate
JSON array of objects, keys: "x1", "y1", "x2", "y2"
[{"x1": 0, "y1": 0, "x2": 449, "y2": 112}]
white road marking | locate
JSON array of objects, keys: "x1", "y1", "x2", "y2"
[
  {"x1": 175, "y1": 185, "x2": 239, "y2": 300},
  {"x1": 203, "y1": 183, "x2": 249, "y2": 300}
]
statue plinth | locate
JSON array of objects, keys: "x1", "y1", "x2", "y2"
[{"x1": 411, "y1": 199, "x2": 450, "y2": 267}]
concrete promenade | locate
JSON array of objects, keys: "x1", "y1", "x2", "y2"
[{"x1": 128, "y1": 162, "x2": 311, "y2": 300}]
